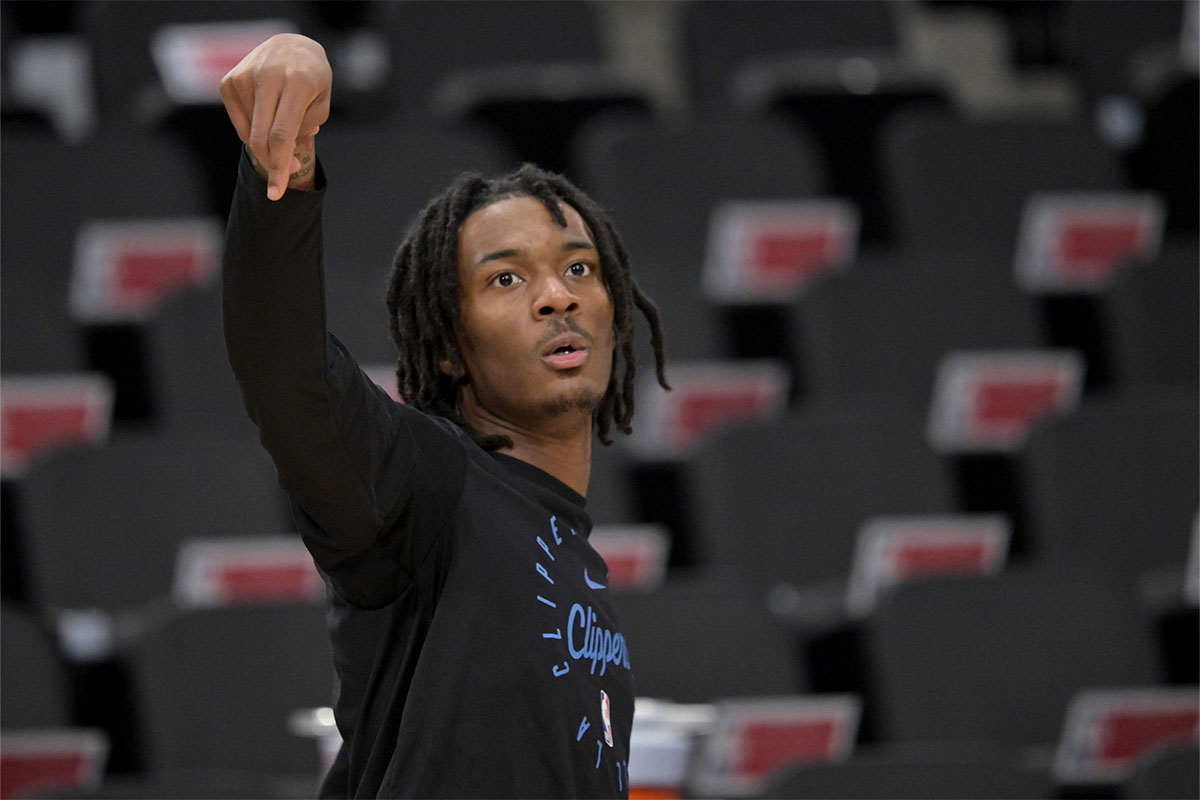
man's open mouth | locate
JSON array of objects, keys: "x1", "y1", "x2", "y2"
[{"x1": 543, "y1": 335, "x2": 590, "y2": 369}]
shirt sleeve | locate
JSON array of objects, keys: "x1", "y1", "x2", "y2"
[{"x1": 221, "y1": 149, "x2": 457, "y2": 607}]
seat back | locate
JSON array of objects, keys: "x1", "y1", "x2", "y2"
[
  {"x1": 863, "y1": 559, "x2": 1163, "y2": 748},
  {"x1": 126, "y1": 602, "x2": 332, "y2": 779},
  {"x1": 574, "y1": 116, "x2": 827, "y2": 360},
  {"x1": 792, "y1": 251, "x2": 1045, "y2": 406},
  {"x1": 1, "y1": 129, "x2": 209, "y2": 374},
  {"x1": 19, "y1": 427, "x2": 292, "y2": 612},
  {"x1": 881, "y1": 111, "x2": 1125, "y2": 256},
  {"x1": 1019, "y1": 388, "x2": 1199, "y2": 589},
  {"x1": 370, "y1": 0, "x2": 609, "y2": 118},
  {"x1": 681, "y1": 0, "x2": 902, "y2": 113},
  {"x1": 1100, "y1": 242, "x2": 1200, "y2": 389},
  {"x1": 613, "y1": 575, "x2": 808, "y2": 703},
  {"x1": 685, "y1": 402, "x2": 956, "y2": 594}
]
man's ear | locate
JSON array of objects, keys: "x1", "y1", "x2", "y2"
[{"x1": 440, "y1": 354, "x2": 468, "y2": 380}]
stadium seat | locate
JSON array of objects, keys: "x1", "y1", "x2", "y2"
[
  {"x1": 1097, "y1": 241, "x2": 1200, "y2": 390},
  {"x1": 143, "y1": 287, "x2": 258, "y2": 436},
  {"x1": 683, "y1": 401, "x2": 956, "y2": 601},
  {"x1": 880, "y1": 110, "x2": 1126, "y2": 257},
  {"x1": 680, "y1": 0, "x2": 904, "y2": 114},
  {"x1": 18, "y1": 426, "x2": 292, "y2": 614},
  {"x1": 80, "y1": 0, "x2": 314, "y2": 132},
  {"x1": 0, "y1": 128, "x2": 209, "y2": 376},
  {"x1": 790, "y1": 249, "x2": 1045, "y2": 406},
  {"x1": 573, "y1": 116, "x2": 828, "y2": 362},
  {"x1": 612, "y1": 574, "x2": 808, "y2": 703},
  {"x1": 733, "y1": 59, "x2": 954, "y2": 246},
  {"x1": 367, "y1": 0, "x2": 611, "y2": 120},
  {"x1": 861, "y1": 559, "x2": 1163, "y2": 749},
  {"x1": 124, "y1": 602, "x2": 332, "y2": 782},
  {"x1": 432, "y1": 65, "x2": 659, "y2": 177},
  {"x1": 1017, "y1": 388, "x2": 1199, "y2": 593},
  {"x1": 80, "y1": 1, "x2": 318, "y2": 215}
]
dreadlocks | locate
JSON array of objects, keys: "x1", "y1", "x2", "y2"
[{"x1": 385, "y1": 163, "x2": 669, "y2": 451}]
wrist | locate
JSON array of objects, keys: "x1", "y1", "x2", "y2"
[{"x1": 245, "y1": 140, "x2": 317, "y2": 192}]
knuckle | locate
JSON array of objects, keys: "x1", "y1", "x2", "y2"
[{"x1": 267, "y1": 126, "x2": 292, "y2": 144}]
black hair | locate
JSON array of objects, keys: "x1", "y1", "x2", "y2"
[{"x1": 385, "y1": 163, "x2": 668, "y2": 451}]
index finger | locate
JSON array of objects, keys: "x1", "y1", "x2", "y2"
[
  {"x1": 264, "y1": 83, "x2": 321, "y2": 201},
  {"x1": 245, "y1": 73, "x2": 284, "y2": 186}
]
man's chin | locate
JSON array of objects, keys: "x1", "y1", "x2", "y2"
[{"x1": 539, "y1": 389, "x2": 604, "y2": 418}]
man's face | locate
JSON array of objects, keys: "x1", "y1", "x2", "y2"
[{"x1": 452, "y1": 195, "x2": 615, "y2": 436}]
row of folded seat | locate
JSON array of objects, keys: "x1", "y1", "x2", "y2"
[
  {"x1": 6, "y1": 382, "x2": 1194, "y2": 645},
  {"x1": 3, "y1": 0, "x2": 1194, "y2": 234},
  {"x1": 3, "y1": 106, "x2": 1195, "y2": 416}
]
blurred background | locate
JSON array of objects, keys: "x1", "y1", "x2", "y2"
[{"x1": 0, "y1": 0, "x2": 1197, "y2": 798}]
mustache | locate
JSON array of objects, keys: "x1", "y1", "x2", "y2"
[{"x1": 536, "y1": 318, "x2": 593, "y2": 350}]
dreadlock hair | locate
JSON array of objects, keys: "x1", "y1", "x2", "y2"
[{"x1": 385, "y1": 162, "x2": 669, "y2": 451}]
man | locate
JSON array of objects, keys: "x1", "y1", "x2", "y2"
[{"x1": 219, "y1": 34, "x2": 668, "y2": 798}]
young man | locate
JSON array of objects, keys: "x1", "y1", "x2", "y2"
[{"x1": 219, "y1": 34, "x2": 667, "y2": 798}]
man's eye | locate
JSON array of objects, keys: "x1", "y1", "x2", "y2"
[
  {"x1": 567, "y1": 262, "x2": 591, "y2": 277},
  {"x1": 494, "y1": 272, "x2": 519, "y2": 287}
]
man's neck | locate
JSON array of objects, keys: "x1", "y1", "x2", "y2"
[
  {"x1": 503, "y1": 433, "x2": 593, "y2": 498},
  {"x1": 464, "y1": 407, "x2": 594, "y2": 496}
]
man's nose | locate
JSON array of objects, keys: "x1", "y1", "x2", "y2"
[{"x1": 533, "y1": 275, "x2": 579, "y2": 318}]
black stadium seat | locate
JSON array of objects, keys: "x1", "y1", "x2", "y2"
[
  {"x1": 680, "y1": 0, "x2": 904, "y2": 114},
  {"x1": 790, "y1": 249, "x2": 1045, "y2": 406},
  {"x1": 1098, "y1": 242, "x2": 1200, "y2": 390},
  {"x1": 18, "y1": 426, "x2": 292, "y2": 614},
  {"x1": 1018, "y1": 388, "x2": 1199, "y2": 592},
  {"x1": 125, "y1": 602, "x2": 332, "y2": 783},
  {"x1": 684, "y1": 401, "x2": 956, "y2": 599},
  {"x1": 861, "y1": 559, "x2": 1163, "y2": 748},
  {"x1": 573, "y1": 116, "x2": 828, "y2": 362},
  {"x1": 366, "y1": 0, "x2": 612, "y2": 120},
  {"x1": 0, "y1": 129, "x2": 209, "y2": 376},
  {"x1": 612, "y1": 574, "x2": 808, "y2": 703},
  {"x1": 880, "y1": 111, "x2": 1126, "y2": 257}
]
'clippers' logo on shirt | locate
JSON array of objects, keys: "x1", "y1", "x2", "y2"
[{"x1": 531, "y1": 515, "x2": 629, "y2": 788}]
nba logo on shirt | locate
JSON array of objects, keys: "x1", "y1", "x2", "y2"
[{"x1": 600, "y1": 690, "x2": 613, "y2": 747}]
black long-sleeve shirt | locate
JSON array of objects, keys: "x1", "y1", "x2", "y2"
[{"x1": 222, "y1": 151, "x2": 633, "y2": 798}]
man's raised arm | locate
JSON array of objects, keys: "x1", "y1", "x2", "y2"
[{"x1": 219, "y1": 36, "x2": 417, "y2": 602}]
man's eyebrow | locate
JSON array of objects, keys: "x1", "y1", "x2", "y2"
[
  {"x1": 474, "y1": 248, "x2": 522, "y2": 270},
  {"x1": 473, "y1": 241, "x2": 596, "y2": 270}
]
